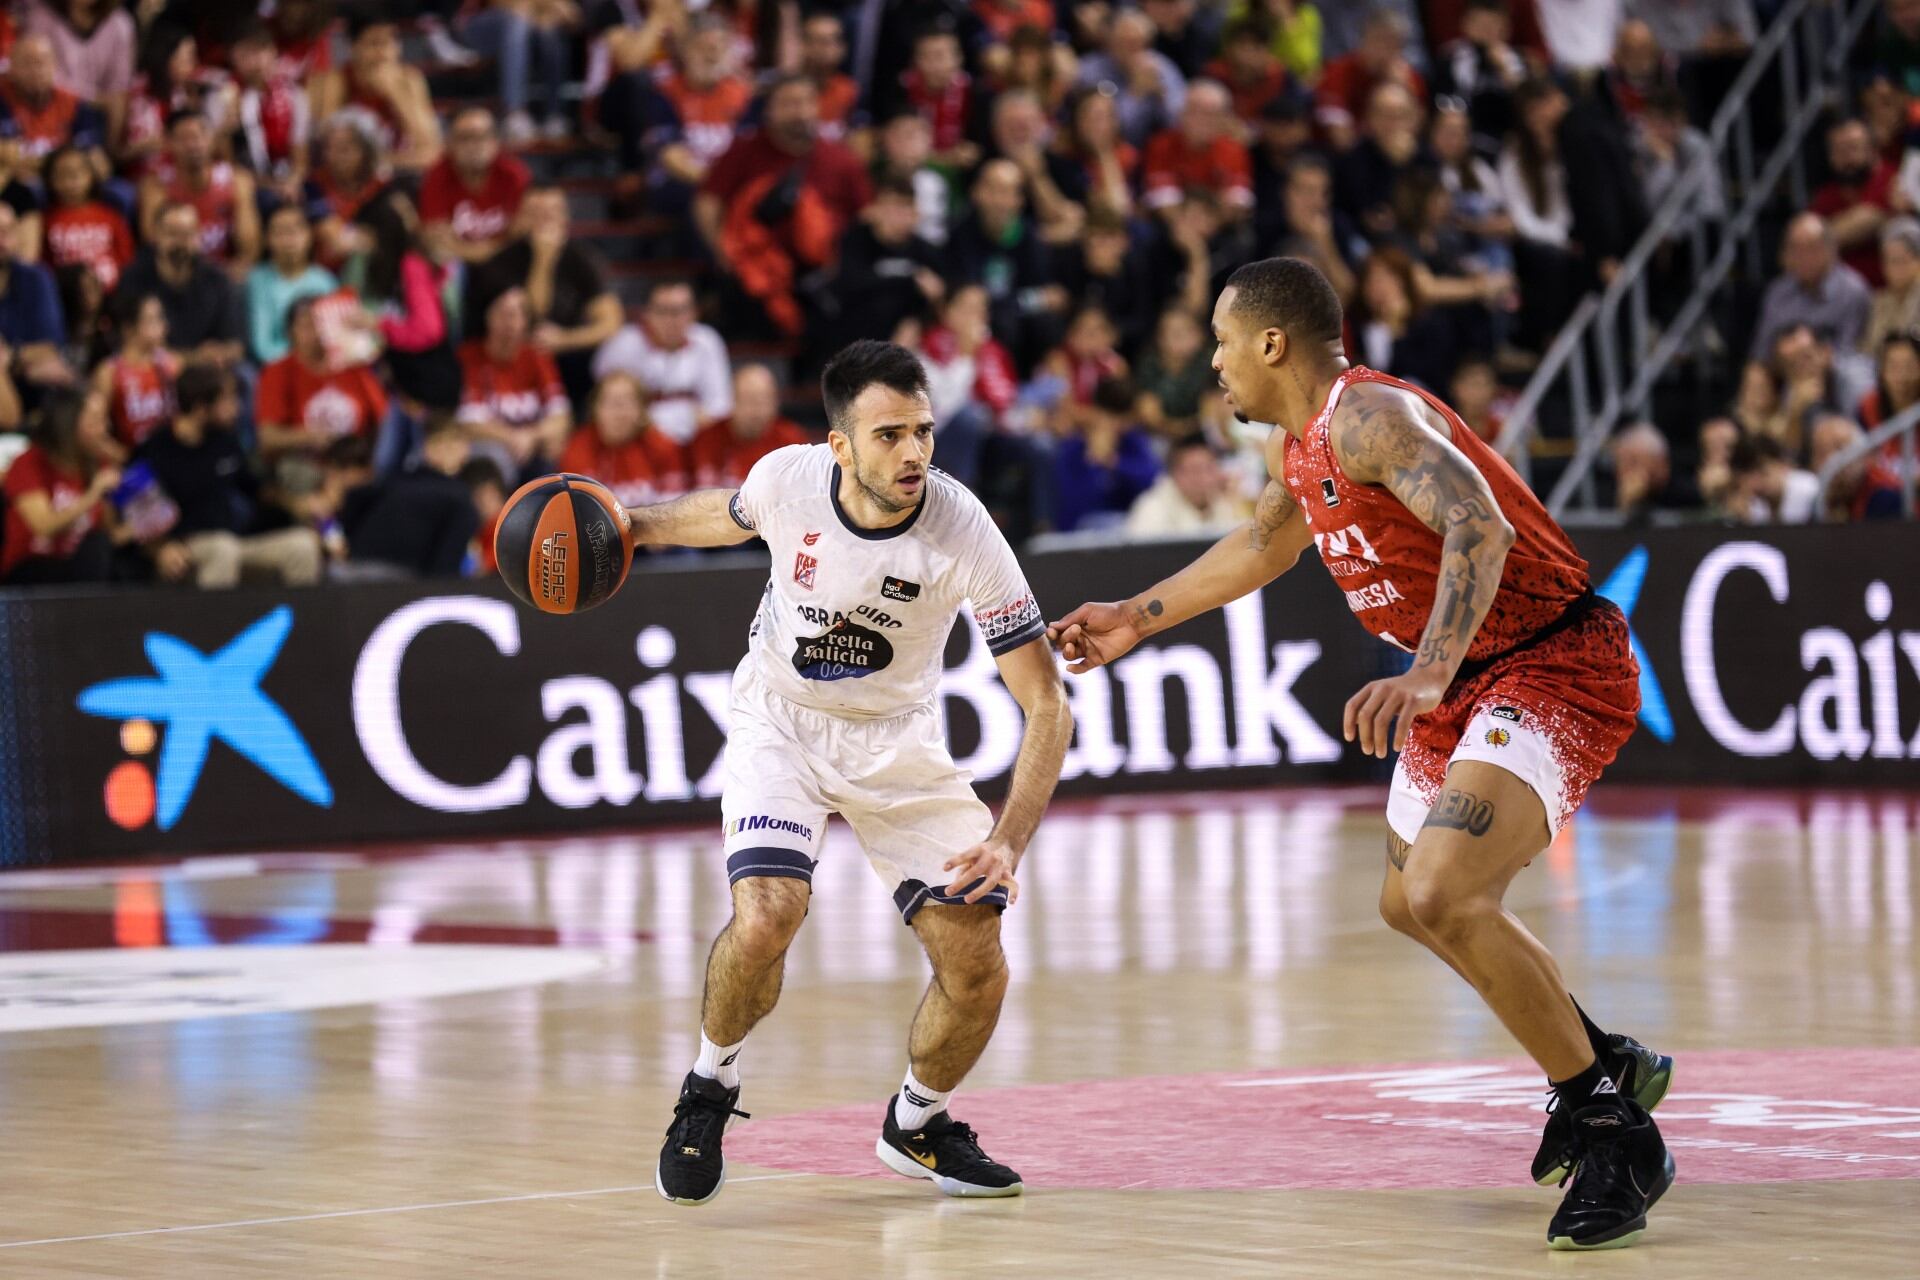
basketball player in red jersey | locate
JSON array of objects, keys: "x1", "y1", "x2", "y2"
[{"x1": 1050, "y1": 259, "x2": 1675, "y2": 1251}]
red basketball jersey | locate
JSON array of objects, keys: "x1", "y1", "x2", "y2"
[
  {"x1": 155, "y1": 160, "x2": 238, "y2": 261},
  {"x1": 1280, "y1": 365, "x2": 1589, "y2": 660},
  {"x1": 108, "y1": 354, "x2": 177, "y2": 449}
]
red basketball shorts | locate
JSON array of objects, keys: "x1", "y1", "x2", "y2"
[{"x1": 1387, "y1": 603, "x2": 1640, "y2": 845}]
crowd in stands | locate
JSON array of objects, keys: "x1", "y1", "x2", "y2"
[{"x1": 0, "y1": 0, "x2": 1908, "y2": 590}]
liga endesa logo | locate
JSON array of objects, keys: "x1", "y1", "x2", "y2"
[{"x1": 75, "y1": 607, "x2": 334, "y2": 830}]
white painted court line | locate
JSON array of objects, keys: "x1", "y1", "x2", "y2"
[{"x1": 0, "y1": 1174, "x2": 814, "y2": 1249}]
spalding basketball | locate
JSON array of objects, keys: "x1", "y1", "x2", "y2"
[{"x1": 495, "y1": 473, "x2": 635, "y2": 614}]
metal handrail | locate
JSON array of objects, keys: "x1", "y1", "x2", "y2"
[
  {"x1": 1497, "y1": 294, "x2": 1598, "y2": 478},
  {"x1": 1814, "y1": 400, "x2": 1920, "y2": 518},
  {"x1": 1499, "y1": 0, "x2": 1878, "y2": 513}
]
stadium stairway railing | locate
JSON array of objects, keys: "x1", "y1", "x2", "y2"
[
  {"x1": 1497, "y1": 0, "x2": 1881, "y2": 517},
  {"x1": 1815, "y1": 398, "x2": 1920, "y2": 517}
]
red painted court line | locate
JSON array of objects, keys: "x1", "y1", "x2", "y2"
[{"x1": 732, "y1": 1049, "x2": 1920, "y2": 1192}]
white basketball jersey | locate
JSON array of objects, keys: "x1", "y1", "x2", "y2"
[{"x1": 729, "y1": 445, "x2": 1044, "y2": 718}]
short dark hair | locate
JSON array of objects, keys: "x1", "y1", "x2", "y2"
[
  {"x1": 112, "y1": 287, "x2": 161, "y2": 332},
  {"x1": 874, "y1": 175, "x2": 917, "y2": 202},
  {"x1": 1224, "y1": 257, "x2": 1345, "y2": 345},
  {"x1": 175, "y1": 361, "x2": 232, "y2": 415},
  {"x1": 460, "y1": 457, "x2": 509, "y2": 493},
  {"x1": 645, "y1": 278, "x2": 695, "y2": 306},
  {"x1": 424, "y1": 411, "x2": 464, "y2": 442},
  {"x1": 1168, "y1": 431, "x2": 1215, "y2": 463},
  {"x1": 285, "y1": 295, "x2": 318, "y2": 335},
  {"x1": 348, "y1": 13, "x2": 395, "y2": 41},
  {"x1": 820, "y1": 340, "x2": 930, "y2": 430},
  {"x1": 167, "y1": 108, "x2": 207, "y2": 133},
  {"x1": 231, "y1": 19, "x2": 273, "y2": 49},
  {"x1": 1729, "y1": 433, "x2": 1787, "y2": 475}
]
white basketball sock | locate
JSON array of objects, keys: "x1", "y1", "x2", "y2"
[
  {"x1": 694, "y1": 1031, "x2": 745, "y2": 1089},
  {"x1": 892, "y1": 1067, "x2": 952, "y2": 1130}
]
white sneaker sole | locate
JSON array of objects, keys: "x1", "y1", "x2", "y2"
[
  {"x1": 874, "y1": 1137, "x2": 1024, "y2": 1197},
  {"x1": 655, "y1": 1160, "x2": 726, "y2": 1206}
]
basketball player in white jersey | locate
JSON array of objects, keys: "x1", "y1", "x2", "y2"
[{"x1": 623, "y1": 340, "x2": 1072, "y2": 1205}]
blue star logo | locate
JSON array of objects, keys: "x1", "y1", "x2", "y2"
[
  {"x1": 76, "y1": 607, "x2": 333, "y2": 829},
  {"x1": 1594, "y1": 546, "x2": 1674, "y2": 744}
]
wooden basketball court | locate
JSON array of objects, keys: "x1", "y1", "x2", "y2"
[{"x1": 0, "y1": 784, "x2": 1912, "y2": 1276}]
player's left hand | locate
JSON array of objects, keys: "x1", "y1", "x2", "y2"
[
  {"x1": 943, "y1": 838, "x2": 1021, "y2": 906},
  {"x1": 1343, "y1": 669, "x2": 1450, "y2": 759}
]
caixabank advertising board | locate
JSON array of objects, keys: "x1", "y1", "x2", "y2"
[{"x1": 0, "y1": 526, "x2": 1913, "y2": 864}]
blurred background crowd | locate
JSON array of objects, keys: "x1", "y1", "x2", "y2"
[{"x1": 0, "y1": 0, "x2": 1909, "y2": 591}]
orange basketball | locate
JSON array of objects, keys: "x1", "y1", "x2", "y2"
[{"x1": 494, "y1": 473, "x2": 635, "y2": 614}]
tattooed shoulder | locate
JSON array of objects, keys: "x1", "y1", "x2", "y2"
[{"x1": 1327, "y1": 382, "x2": 1436, "y2": 484}]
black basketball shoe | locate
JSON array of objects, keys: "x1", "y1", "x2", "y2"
[
  {"x1": 1546, "y1": 1099, "x2": 1675, "y2": 1250},
  {"x1": 656, "y1": 1072, "x2": 750, "y2": 1206},
  {"x1": 876, "y1": 1103, "x2": 1024, "y2": 1197},
  {"x1": 1533, "y1": 1034, "x2": 1674, "y2": 1186}
]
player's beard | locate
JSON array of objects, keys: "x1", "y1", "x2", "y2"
[{"x1": 850, "y1": 445, "x2": 922, "y2": 515}]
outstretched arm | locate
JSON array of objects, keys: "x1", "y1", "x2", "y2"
[
  {"x1": 1329, "y1": 384, "x2": 1516, "y2": 757},
  {"x1": 941, "y1": 637, "x2": 1073, "y2": 905},
  {"x1": 624, "y1": 489, "x2": 760, "y2": 549},
  {"x1": 1048, "y1": 479, "x2": 1311, "y2": 672}
]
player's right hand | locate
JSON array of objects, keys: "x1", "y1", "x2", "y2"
[{"x1": 1046, "y1": 601, "x2": 1143, "y2": 674}]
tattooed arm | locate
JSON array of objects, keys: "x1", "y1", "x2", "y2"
[
  {"x1": 1329, "y1": 383, "x2": 1516, "y2": 757},
  {"x1": 1047, "y1": 478, "x2": 1312, "y2": 673}
]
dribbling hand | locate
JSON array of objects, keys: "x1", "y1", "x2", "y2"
[{"x1": 1046, "y1": 601, "x2": 1144, "y2": 674}]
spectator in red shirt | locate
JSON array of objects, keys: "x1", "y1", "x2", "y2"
[
  {"x1": 558, "y1": 370, "x2": 671, "y2": 506},
  {"x1": 922, "y1": 284, "x2": 1019, "y2": 425},
  {"x1": 119, "y1": 25, "x2": 236, "y2": 183},
  {"x1": 1, "y1": 385, "x2": 118, "y2": 584},
  {"x1": 696, "y1": 75, "x2": 873, "y2": 334},
  {"x1": 311, "y1": 110, "x2": 394, "y2": 270},
  {"x1": 256, "y1": 296, "x2": 390, "y2": 457},
  {"x1": 918, "y1": 283, "x2": 1026, "y2": 493},
  {"x1": 229, "y1": 22, "x2": 310, "y2": 209},
  {"x1": 138, "y1": 110, "x2": 260, "y2": 272},
  {"x1": 1056, "y1": 85, "x2": 1139, "y2": 218},
  {"x1": 1206, "y1": 20, "x2": 1289, "y2": 122},
  {"x1": 0, "y1": 33, "x2": 109, "y2": 185},
  {"x1": 901, "y1": 26, "x2": 978, "y2": 170},
  {"x1": 798, "y1": 12, "x2": 862, "y2": 142},
  {"x1": 308, "y1": 15, "x2": 442, "y2": 171},
  {"x1": 974, "y1": 0, "x2": 1055, "y2": 47},
  {"x1": 1604, "y1": 19, "x2": 1676, "y2": 126},
  {"x1": 1143, "y1": 80, "x2": 1254, "y2": 218},
  {"x1": 457, "y1": 286, "x2": 571, "y2": 481},
  {"x1": 1314, "y1": 9, "x2": 1426, "y2": 152},
  {"x1": 41, "y1": 142, "x2": 131, "y2": 291},
  {"x1": 1040, "y1": 303, "x2": 1129, "y2": 434},
  {"x1": 268, "y1": 0, "x2": 334, "y2": 83},
  {"x1": 657, "y1": 16, "x2": 755, "y2": 183},
  {"x1": 419, "y1": 107, "x2": 530, "y2": 268},
  {"x1": 1811, "y1": 117, "x2": 1896, "y2": 288},
  {"x1": 982, "y1": 23, "x2": 1076, "y2": 118},
  {"x1": 690, "y1": 364, "x2": 812, "y2": 489},
  {"x1": 91, "y1": 290, "x2": 176, "y2": 453}
]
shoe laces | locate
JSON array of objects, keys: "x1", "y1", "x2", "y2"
[
  {"x1": 1559, "y1": 1124, "x2": 1629, "y2": 1199},
  {"x1": 670, "y1": 1090, "x2": 751, "y2": 1149},
  {"x1": 930, "y1": 1119, "x2": 989, "y2": 1163}
]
